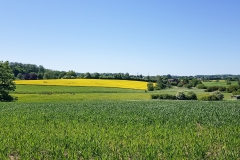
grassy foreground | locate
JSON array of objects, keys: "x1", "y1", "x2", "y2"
[{"x1": 0, "y1": 101, "x2": 239, "y2": 159}]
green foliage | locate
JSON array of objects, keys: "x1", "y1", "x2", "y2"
[
  {"x1": 200, "y1": 91, "x2": 224, "y2": 101},
  {"x1": 186, "y1": 91, "x2": 197, "y2": 100},
  {"x1": 177, "y1": 83, "x2": 183, "y2": 87},
  {"x1": 184, "y1": 84, "x2": 193, "y2": 89},
  {"x1": 196, "y1": 84, "x2": 207, "y2": 89},
  {"x1": 227, "y1": 85, "x2": 240, "y2": 93},
  {"x1": 151, "y1": 94, "x2": 176, "y2": 100},
  {"x1": 232, "y1": 89, "x2": 240, "y2": 95},
  {"x1": 204, "y1": 86, "x2": 226, "y2": 92},
  {"x1": 175, "y1": 92, "x2": 186, "y2": 100},
  {"x1": 147, "y1": 82, "x2": 154, "y2": 91},
  {"x1": 213, "y1": 91, "x2": 224, "y2": 100},
  {"x1": 191, "y1": 78, "x2": 202, "y2": 87},
  {"x1": 0, "y1": 61, "x2": 17, "y2": 102},
  {"x1": 64, "y1": 70, "x2": 77, "y2": 79},
  {"x1": 226, "y1": 80, "x2": 231, "y2": 85},
  {"x1": 155, "y1": 76, "x2": 165, "y2": 90},
  {"x1": 200, "y1": 95, "x2": 219, "y2": 101},
  {"x1": 85, "y1": 72, "x2": 92, "y2": 78}
]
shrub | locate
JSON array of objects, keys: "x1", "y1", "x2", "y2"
[
  {"x1": 218, "y1": 86, "x2": 226, "y2": 92},
  {"x1": 186, "y1": 91, "x2": 197, "y2": 100},
  {"x1": 150, "y1": 94, "x2": 176, "y2": 100},
  {"x1": 232, "y1": 89, "x2": 240, "y2": 95},
  {"x1": 151, "y1": 94, "x2": 159, "y2": 99},
  {"x1": 226, "y1": 80, "x2": 231, "y2": 85},
  {"x1": 200, "y1": 95, "x2": 218, "y2": 101},
  {"x1": 200, "y1": 92, "x2": 224, "y2": 101},
  {"x1": 185, "y1": 84, "x2": 193, "y2": 89},
  {"x1": 162, "y1": 94, "x2": 176, "y2": 100},
  {"x1": 196, "y1": 84, "x2": 207, "y2": 89},
  {"x1": 227, "y1": 85, "x2": 240, "y2": 93},
  {"x1": 205, "y1": 86, "x2": 219, "y2": 92},
  {"x1": 177, "y1": 83, "x2": 183, "y2": 87},
  {"x1": 176, "y1": 92, "x2": 186, "y2": 100},
  {"x1": 212, "y1": 91, "x2": 224, "y2": 100},
  {"x1": 147, "y1": 82, "x2": 154, "y2": 91}
]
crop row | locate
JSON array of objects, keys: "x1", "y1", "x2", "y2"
[{"x1": 0, "y1": 101, "x2": 239, "y2": 159}]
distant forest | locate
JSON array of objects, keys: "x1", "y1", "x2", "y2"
[{"x1": 9, "y1": 62, "x2": 240, "y2": 82}]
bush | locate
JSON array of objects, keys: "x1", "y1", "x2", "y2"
[
  {"x1": 176, "y1": 92, "x2": 186, "y2": 100},
  {"x1": 147, "y1": 82, "x2": 154, "y2": 91},
  {"x1": 186, "y1": 91, "x2": 197, "y2": 100},
  {"x1": 218, "y1": 86, "x2": 226, "y2": 92},
  {"x1": 185, "y1": 84, "x2": 193, "y2": 89},
  {"x1": 196, "y1": 84, "x2": 207, "y2": 89},
  {"x1": 205, "y1": 86, "x2": 219, "y2": 92},
  {"x1": 151, "y1": 94, "x2": 176, "y2": 100},
  {"x1": 212, "y1": 91, "x2": 224, "y2": 100},
  {"x1": 227, "y1": 85, "x2": 240, "y2": 93},
  {"x1": 177, "y1": 83, "x2": 183, "y2": 87},
  {"x1": 200, "y1": 95, "x2": 218, "y2": 101},
  {"x1": 200, "y1": 92, "x2": 224, "y2": 101},
  {"x1": 226, "y1": 80, "x2": 231, "y2": 85},
  {"x1": 151, "y1": 94, "x2": 159, "y2": 99},
  {"x1": 232, "y1": 89, "x2": 240, "y2": 95}
]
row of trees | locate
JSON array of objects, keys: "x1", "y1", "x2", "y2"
[
  {"x1": 147, "y1": 76, "x2": 203, "y2": 91},
  {"x1": 9, "y1": 62, "x2": 146, "y2": 80},
  {"x1": 195, "y1": 74, "x2": 240, "y2": 81},
  {"x1": 9, "y1": 62, "x2": 240, "y2": 82},
  {"x1": 9, "y1": 62, "x2": 78, "y2": 80}
]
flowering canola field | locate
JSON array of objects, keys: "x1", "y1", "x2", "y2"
[{"x1": 15, "y1": 79, "x2": 148, "y2": 90}]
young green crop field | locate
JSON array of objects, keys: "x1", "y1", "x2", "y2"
[
  {"x1": 2, "y1": 80, "x2": 239, "y2": 159},
  {"x1": 0, "y1": 101, "x2": 239, "y2": 159},
  {"x1": 12, "y1": 84, "x2": 234, "y2": 102}
]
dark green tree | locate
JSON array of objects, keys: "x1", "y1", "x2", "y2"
[
  {"x1": 0, "y1": 61, "x2": 17, "y2": 102},
  {"x1": 16, "y1": 73, "x2": 23, "y2": 80},
  {"x1": 85, "y1": 72, "x2": 92, "y2": 78},
  {"x1": 155, "y1": 76, "x2": 165, "y2": 90},
  {"x1": 147, "y1": 82, "x2": 154, "y2": 91},
  {"x1": 66, "y1": 70, "x2": 77, "y2": 78},
  {"x1": 93, "y1": 72, "x2": 100, "y2": 79}
]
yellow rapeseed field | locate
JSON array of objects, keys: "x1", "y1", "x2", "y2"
[{"x1": 15, "y1": 79, "x2": 148, "y2": 90}]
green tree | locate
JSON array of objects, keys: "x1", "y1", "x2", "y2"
[
  {"x1": 0, "y1": 61, "x2": 17, "y2": 102},
  {"x1": 93, "y1": 72, "x2": 100, "y2": 79},
  {"x1": 85, "y1": 72, "x2": 92, "y2": 78},
  {"x1": 226, "y1": 80, "x2": 231, "y2": 85},
  {"x1": 66, "y1": 70, "x2": 77, "y2": 78},
  {"x1": 16, "y1": 73, "x2": 23, "y2": 80},
  {"x1": 155, "y1": 76, "x2": 165, "y2": 90},
  {"x1": 147, "y1": 82, "x2": 154, "y2": 91}
]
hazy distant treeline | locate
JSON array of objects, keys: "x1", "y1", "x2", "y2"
[{"x1": 9, "y1": 62, "x2": 240, "y2": 81}]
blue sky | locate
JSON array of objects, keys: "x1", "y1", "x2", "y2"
[{"x1": 1, "y1": 0, "x2": 239, "y2": 76}]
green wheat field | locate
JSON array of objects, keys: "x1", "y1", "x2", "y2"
[{"x1": 1, "y1": 82, "x2": 240, "y2": 159}]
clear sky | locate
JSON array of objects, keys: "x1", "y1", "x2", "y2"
[{"x1": 1, "y1": 0, "x2": 239, "y2": 76}]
